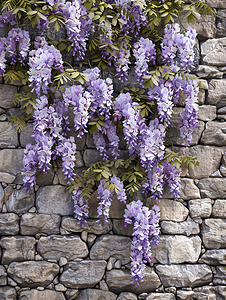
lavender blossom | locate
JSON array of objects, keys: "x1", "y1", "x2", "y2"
[
  {"x1": 97, "y1": 180, "x2": 114, "y2": 222},
  {"x1": 73, "y1": 188, "x2": 89, "y2": 224}
]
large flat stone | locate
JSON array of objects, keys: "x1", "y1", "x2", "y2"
[
  {"x1": 0, "y1": 286, "x2": 16, "y2": 300},
  {"x1": 152, "y1": 235, "x2": 201, "y2": 264},
  {"x1": 213, "y1": 266, "x2": 226, "y2": 285},
  {"x1": 60, "y1": 260, "x2": 106, "y2": 288},
  {"x1": 195, "y1": 65, "x2": 223, "y2": 79},
  {"x1": 201, "y1": 121, "x2": 226, "y2": 145},
  {"x1": 174, "y1": 145, "x2": 222, "y2": 179},
  {"x1": 206, "y1": 79, "x2": 226, "y2": 108},
  {"x1": 146, "y1": 294, "x2": 176, "y2": 300},
  {"x1": 155, "y1": 264, "x2": 212, "y2": 288},
  {"x1": 188, "y1": 198, "x2": 212, "y2": 218},
  {"x1": 61, "y1": 217, "x2": 112, "y2": 235},
  {"x1": 216, "y1": 9, "x2": 226, "y2": 38},
  {"x1": 0, "y1": 123, "x2": 18, "y2": 148},
  {"x1": 90, "y1": 234, "x2": 131, "y2": 264},
  {"x1": 117, "y1": 292, "x2": 138, "y2": 300},
  {"x1": 75, "y1": 289, "x2": 117, "y2": 300},
  {"x1": 166, "y1": 108, "x2": 205, "y2": 146},
  {"x1": 20, "y1": 213, "x2": 61, "y2": 235},
  {"x1": 203, "y1": 0, "x2": 226, "y2": 8},
  {"x1": 201, "y1": 38, "x2": 226, "y2": 66},
  {"x1": 19, "y1": 290, "x2": 66, "y2": 300},
  {"x1": 19, "y1": 123, "x2": 35, "y2": 148},
  {"x1": 89, "y1": 190, "x2": 126, "y2": 218},
  {"x1": 199, "y1": 249, "x2": 226, "y2": 265},
  {"x1": 36, "y1": 185, "x2": 74, "y2": 216},
  {"x1": 146, "y1": 198, "x2": 189, "y2": 222},
  {"x1": 202, "y1": 218, "x2": 226, "y2": 248},
  {"x1": 161, "y1": 216, "x2": 200, "y2": 236},
  {"x1": 106, "y1": 267, "x2": 161, "y2": 294},
  {"x1": 112, "y1": 219, "x2": 133, "y2": 236},
  {"x1": 212, "y1": 200, "x2": 226, "y2": 218},
  {"x1": 193, "y1": 286, "x2": 226, "y2": 300},
  {"x1": 7, "y1": 261, "x2": 59, "y2": 287},
  {"x1": 0, "y1": 84, "x2": 17, "y2": 109},
  {"x1": 6, "y1": 187, "x2": 35, "y2": 214},
  {"x1": 198, "y1": 178, "x2": 226, "y2": 199},
  {"x1": 0, "y1": 266, "x2": 7, "y2": 286},
  {"x1": 0, "y1": 149, "x2": 24, "y2": 177},
  {"x1": 179, "y1": 179, "x2": 201, "y2": 200},
  {"x1": 37, "y1": 235, "x2": 88, "y2": 261},
  {"x1": 0, "y1": 213, "x2": 19, "y2": 235},
  {"x1": 0, "y1": 236, "x2": 35, "y2": 264}
]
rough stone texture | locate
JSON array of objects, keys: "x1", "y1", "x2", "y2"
[
  {"x1": 106, "y1": 267, "x2": 161, "y2": 294},
  {"x1": 201, "y1": 121, "x2": 226, "y2": 145},
  {"x1": 199, "y1": 249, "x2": 226, "y2": 265},
  {"x1": 188, "y1": 198, "x2": 212, "y2": 218},
  {"x1": 201, "y1": 38, "x2": 226, "y2": 66},
  {"x1": 176, "y1": 290, "x2": 194, "y2": 300},
  {"x1": 152, "y1": 235, "x2": 201, "y2": 264},
  {"x1": 61, "y1": 217, "x2": 112, "y2": 235},
  {"x1": 198, "y1": 178, "x2": 226, "y2": 199},
  {"x1": 203, "y1": 0, "x2": 226, "y2": 8},
  {"x1": 166, "y1": 108, "x2": 205, "y2": 146},
  {"x1": 0, "y1": 266, "x2": 7, "y2": 286},
  {"x1": 19, "y1": 290, "x2": 66, "y2": 300},
  {"x1": 155, "y1": 264, "x2": 212, "y2": 288},
  {"x1": 206, "y1": 79, "x2": 226, "y2": 108},
  {"x1": 7, "y1": 261, "x2": 59, "y2": 287},
  {"x1": 0, "y1": 172, "x2": 15, "y2": 184},
  {"x1": 0, "y1": 85, "x2": 17, "y2": 109},
  {"x1": 20, "y1": 213, "x2": 61, "y2": 235},
  {"x1": 202, "y1": 219, "x2": 226, "y2": 248},
  {"x1": 90, "y1": 235, "x2": 131, "y2": 264},
  {"x1": 0, "y1": 286, "x2": 16, "y2": 300},
  {"x1": 117, "y1": 292, "x2": 138, "y2": 300},
  {"x1": 36, "y1": 185, "x2": 74, "y2": 216},
  {"x1": 161, "y1": 217, "x2": 200, "y2": 236},
  {"x1": 146, "y1": 294, "x2": 176, "y2": 300},
  {"x1": 37, "y1": 235, "x2": 89, "y2": 261},
  {"x1": 0, "y1": 123, "x2": 18, "y2": 148},
  {"x1": 75, "y1": 289, "x2": 117, "y2": 300},
  {"x1": 213, "y1": 266, "x2": 226, "y2": 285},
  {"x1": 179, "y1": 179, "x2": 201, "y2": 200},
  {"x1": 0, "y1": 236, "x2": 35, "y2": 264},
  {"x1": 212, "y1": 200, "x2": 226, "y2": 218},
  {"x1": 19, "y1": 123, "x2": 35, "y2": 148},
  {"x1": 0, "y1": 149, "x2": 24, "y2": 178},
  {"x1": 193, "y1": 286, "x2": 226, "y2": 300},
  {"x1": 0, "y1": 213, "x2": 19, "y2": 235},
  {"x1": 6, "y1": 187, "x2": 35, "y2": 214},
  {"x1": 174, "y1": 146, "x2": 222, "y2": 179},
  {"x1": 195, "y1": 65, "x2": 223, "y2": 78},
  {"x1": 112, "y1": 219, "x2": 133, "y2": 236},
  {"x1": 198, "y1": 105, "x2": 217, "y2": 121},
  {"x1": 146, "y1": 198, "x2": 189, "y2": 221},
  {"x1": 60, "y1": 260, "x2": 107, "y2": 288},
  {"x1": 36, "y1": 166, "x2": 55, "y2": 186},
  {"x1": 89, "y1": 190, "x2": 126, "y2": 218},
  {"x1": 216, "y1": 9, "x2": 226, "y2": 38}
]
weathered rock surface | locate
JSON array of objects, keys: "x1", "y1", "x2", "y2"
[
  {"x1": 89, "y1": 190, "x2": 126, "y2": 218},
  {"x1": 0, "y1": 286, "x2": 16, "y2": 300},
  {"x1": 0, "y1": 123, "x2": 18, "y2": 148},
  {"x1": 0, "y1": 149, "x2": 24, "y2": 179},
  {"x1": 155, "y1": 264, "x2": 212, "y2": 288},
  {"x1": 36, "y1": 185, "x2": 74, "y2": 216},
  {"x1": 0, "y1": 85, "x2": 17, "y2": 109},
  {"x1": 193, "y1": 286, "x2": 226, "y2": 300},
  {"x1": 106, "y1": 267, "x2": 161, "y2": 294},
  {"x1": 216, "y1": 8, "x2": 226, "y2": 38},
  {"x1": 198, "y1": 105, "x2": 216, "y2": 121},
  {"x1": 112, "y1": 219, "x2": 133, "y2": 236},
  {"x1": 20, "y1": 213, "x2": 60, "y2": 235},
  {"x1": 176, "y1": 290, "x2": 194, "y2": 300},
  {"x1": 75, "y1": 289, "x2": 117, "y2": 300},
  {"x1": 19, "y1": 289, "x2": 66, "y2": 300},
  {"x1": 19, "y1": 123, "x2": 35, "y2": 148},
  {"x1": 152, "y1": 235, "x2": 201, "y2": 264},
  {"x1": 174, "y1": 146, "x2": 222, "y2": 179},
  {"x1": 0, "y1": 172, "x2": 15, "y2": 184},
  {"x1": 202, "y1": 219, "x2": 226, "y2": 248},
  {"x1": 90, "y1": 235, "x2": 131, "y2": 264},
  {"x1": 188, "y1": 198, "x2": 212, "y2": 218},
  {"x1": 146, "y1": 198, "x2": 189, "y2": 222},
  {"x1": 117, "y1": 292, "x2": 138, "y2": 300},
  {"x1": 7, "y1": 261, "x2": 59, "y2": 287},
  {"x1": 201, "y1": 38, "x2": 226, "y2": 65},
  {"x1": 0, "y1": 236, "x2": 35, "y2": 264},
  {"x1": 161, "y1": 216, "x2": 200, "y2": 236},
  {"x1": 61, "y1": 217, "x2": 112, "y2": 235},
  {"x1": 212, "y1": 200, "x2": 226, "y2": 218},
  {"x1": 198, "y1": 178, "x2": 226, "y2": 199},
  {"x1": 195, "y1": 65, "x2": 223, "y2": 78},
  {"x1": 213, "y1": 266, "x2": 226, "y2": 285},
  {"x1": 179, "y1": 179, "x2": 201, "y2": 200},
  {"x1": 199, "y1": 249, "x2": 226, "y2": 265},
  {"x1": 37, "y1": 235, "x2": 88, "y2": 261},
  {"x1": 166, "y1": 108, "x2": 204, "y2": 146},
  {"x1": 6, "y1": 187, "x2": 35, "y2": 214},
  {"x1": 201, "y1": 121, "x2": 226, "y2": 145},
  {"x1": 0, "y1": 266, "x2": 7, "y2": 286},
  {"x1": 146, "y1": 293, "x2": 176, "y2": 300},
  {"x1": 0, "y1": 213, "x2": 19, "y2": 235},
  {"x1": 60, "y1": 260, "x2": 106, "y2": 288},
  {"x1": 206, "y1": 79, "x2": 226, "y2": 108}
]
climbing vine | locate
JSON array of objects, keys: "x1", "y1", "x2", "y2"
[{"x1": 0, "y1": 0, "x2": 214, "y2": 285}]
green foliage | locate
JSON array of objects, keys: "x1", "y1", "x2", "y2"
[{"x1": 163, "y1": 149, "x2": 199, "y2": 170}]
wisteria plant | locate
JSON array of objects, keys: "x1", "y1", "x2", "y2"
[{"x1": 0, "y1": 0, "x2": 214, "y2": 285}]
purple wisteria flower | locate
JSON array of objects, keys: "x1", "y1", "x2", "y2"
[
  {"x1": 97, "y1": 180, "x2": 114, "y2": 222},
  {"x1": 0, "y1": 43, "x2": 6, "y2": 76},
  {"x1": 73, "y1": 188, "x2": 89, "y2": 224},
  {"x1": 110, "y1": 175, "x2": 127, "y2": 204}
]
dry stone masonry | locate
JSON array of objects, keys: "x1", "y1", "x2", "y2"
[{"x1": 1, "y1": 1, "x2": 226, "y2": 300}]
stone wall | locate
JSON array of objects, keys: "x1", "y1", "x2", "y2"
[{"x1": 0, "y1": 1, "x2": 226, "y2": 299}]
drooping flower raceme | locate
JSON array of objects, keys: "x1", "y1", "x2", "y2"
[
  {"x1": 73, "y1": 188, "x2": 89, "y2": 224},
  {"x1": 124, "y1": 200, "x2": 160, "y2": 284},
  {"x1": 97, "y1": 180, "x2": 114, "y2": 222},
  {"x1": 133, "y1": 37, "x2": 156, "y2": 85},
  {"x1": 110, "y1": 175, "x2": 127, "y2": 204},
  {"x1": 163, "y1": 161, "x2": 180, "y2": 201}
]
